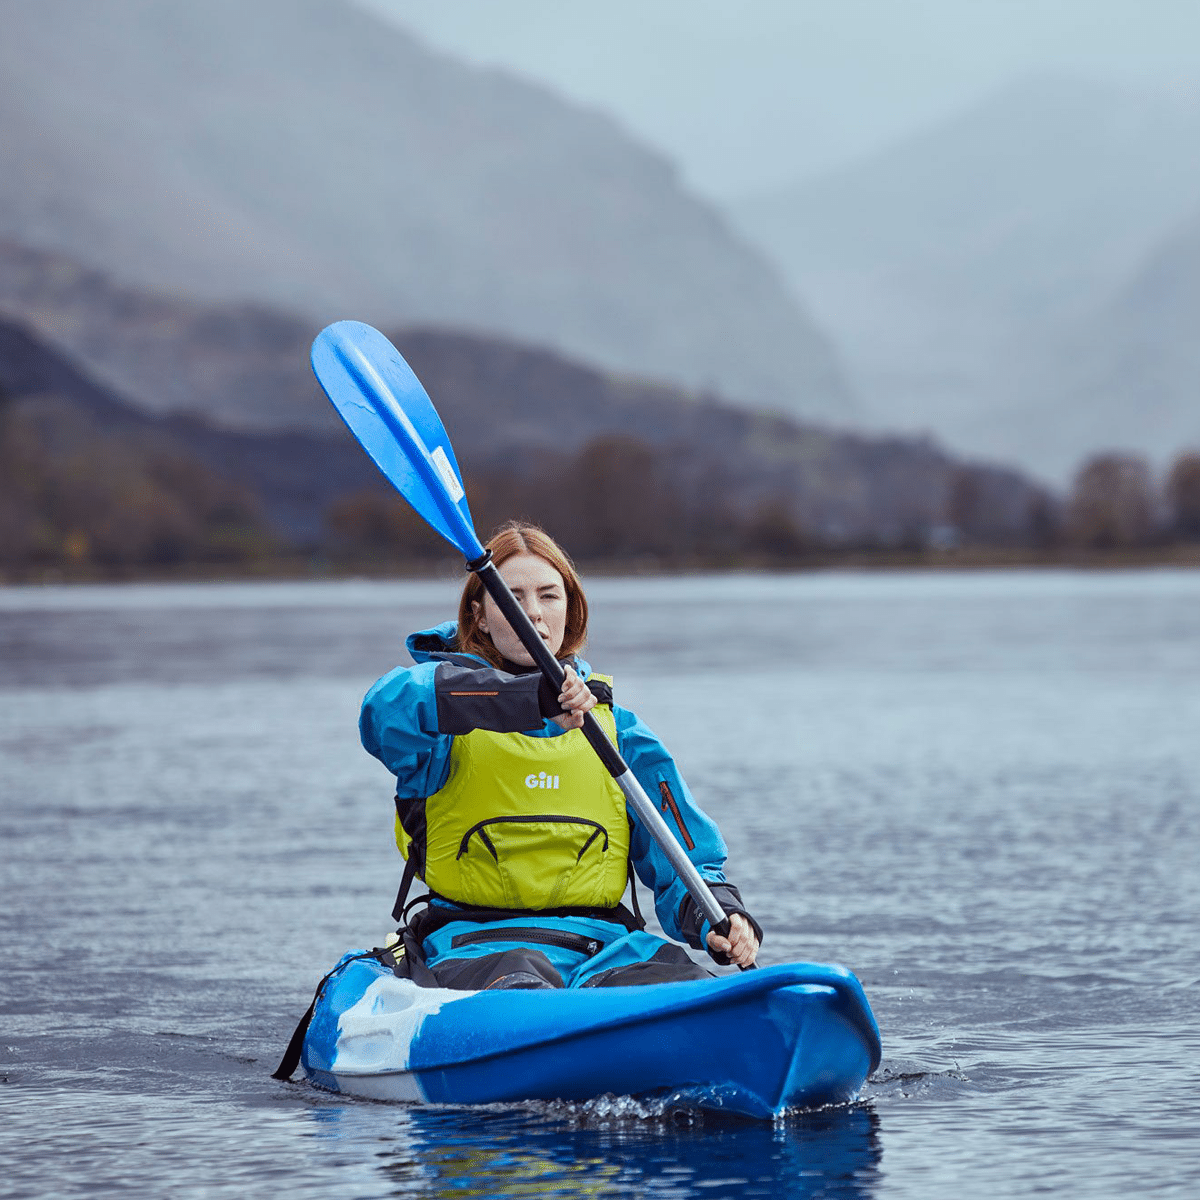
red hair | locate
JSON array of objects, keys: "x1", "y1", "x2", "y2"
[{"x1": 456, "y1": 522, "x2": 589, "y2": 667}]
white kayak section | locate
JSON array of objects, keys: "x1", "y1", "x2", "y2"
[{"x1": 324, "y1": 975, "x2": 475, "y2": 1100}]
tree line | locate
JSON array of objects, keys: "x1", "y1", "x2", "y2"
[
  {"x1": 1059, "y1": 451, "x2": 1200, "y2": 548},
  {"x1": 326, "y1": 434, "x2": 785, "y2": 566},
  {"x1": 0, "y1": 393, "x2": 276, "y2": 574},
  {"x1": 326, "y1": 437, "x2": 1200, "y2": 566},
  {"x1": 4, "y1": 391, "x2": 1199, "y2": 576}
]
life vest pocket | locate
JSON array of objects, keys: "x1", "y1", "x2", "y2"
[
  {"x1": 449, "y1": 927, "x2": 604, "y2": 957},
  {"x1": 455, "y1": 815, "x2": 612, "y2": 909}
]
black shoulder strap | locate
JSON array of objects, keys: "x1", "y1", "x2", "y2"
[
  {"x1": 626, "y1": 861, "x2": 646, "y2": 930},
  {"x1": 390, "y1": 854, "x2": 418, "y2": 923}
]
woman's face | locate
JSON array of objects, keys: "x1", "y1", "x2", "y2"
[{"x1": 474, "y1": 553, "x2": 569, "y2": 666}]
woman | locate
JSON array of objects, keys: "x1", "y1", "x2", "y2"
[{"x1": 360, "y1": 521, "x2": 761, "y2": 990}]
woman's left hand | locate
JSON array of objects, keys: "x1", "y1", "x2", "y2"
[
  {"x1": 707, "y1": 912, "x2": 759, "y2": 968},
  {"x1": 551, "y1": 665, "x2": 597, "y2": 730}
]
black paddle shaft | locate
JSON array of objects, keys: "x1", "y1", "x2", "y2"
[
  {"x1": 475, "y1": 560, "x2": 623, "y2": 775},
  {"x1": 473, "y1": 560, "x2": 739, "y2": 948}
]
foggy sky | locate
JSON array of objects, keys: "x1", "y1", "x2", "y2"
[{"x1": 356, "y1": 0, "x2": 1200, "y2": 200}]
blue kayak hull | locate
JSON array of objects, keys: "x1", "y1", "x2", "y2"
[{"x1": 301, "y1": 958, "x2": 881, "y2": 1119}]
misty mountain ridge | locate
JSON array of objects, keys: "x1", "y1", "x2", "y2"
[
  {"x1": 0, "y1": 246, "x2": 1047, "y2": 555},
  {"x1": 729, "y1": 73, "x2": 1200, "y2": 478},
  {"x1": 0, "y1": 0, "x2": 850, "y2": 422},
  {"x1": 1013, "y1": 203, "x2": 1200, "y2": 464},
  {"x1": 736, "y1": 75, "x2": 1200, "y2": 303},
  {"x1": 0, "y1": 241, "x2": 336, "y2": 434}
]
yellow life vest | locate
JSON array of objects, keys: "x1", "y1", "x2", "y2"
[{"x1": 398, "y1": 674, "x2": 630, "y2": 910}]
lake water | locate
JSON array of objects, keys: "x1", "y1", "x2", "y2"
[{"x1": 1, "y1": 569, "x2": 1197, "y2": 1198}]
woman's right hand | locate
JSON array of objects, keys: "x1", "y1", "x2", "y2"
[
  {"x1": 551, "y1": 665, "x2": 596, "y2": 730},
  {"x1": 707, "y1": 912, "x2": 759, "y2": 968}
]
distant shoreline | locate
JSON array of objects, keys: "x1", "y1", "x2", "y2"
[{"x1": 5, "y1": 544, "x2": 1200, "y2": 587}]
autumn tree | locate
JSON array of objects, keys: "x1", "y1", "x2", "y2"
[
  {"x1": 743, "y1": 496, "x2": 809, "y2": 559},
  {"x1": 326, "y1": 486, "x2": 445, "y2": 561},
  {"x1": 556, "y1": 434, "x2": 680, "y2": 560},
  {"x1": 1064, "y1": 453, "x2": 1156, "y2": 549},
  {"x1": 1164, "y1": 451, "x2": 1200, "y2": 540},
  {"x1": 1, "y1": 417, "x2": 277, "y2": 572},
  {"x1": 0, "y1": 397, "x2": 53, "y2": 568},
  {"x1": 946, "y1": 466, "x2": 989, "y2": 543},
  {"x1": 462, "y1": 466, "x2": 564, "y2": 546}
]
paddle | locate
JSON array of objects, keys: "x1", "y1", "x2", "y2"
[{"x1": 311, "y1": 319, "x2": 741, "y2": 955}]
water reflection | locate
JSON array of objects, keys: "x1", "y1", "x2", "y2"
[{"x1": 307, "y1": 1100, "x2": 882, "y2": 1199}]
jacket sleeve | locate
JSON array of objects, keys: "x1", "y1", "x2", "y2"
[
  {"x1": 360, "y1": 661, "x2": 451, "y2": 800},
  {"x1": 615, "y1": 704, "x2": 761, "y2": 955},
  {"x1": 360, "y1": 659, "x2": 551, "y2": 799}
]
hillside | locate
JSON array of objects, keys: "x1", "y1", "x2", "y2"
[
  {"x1": 0, "y1": 315, "x2": 383, "y2": 548},
  {"x1": 0, "y1": 0, "x2": 849, "y2": 420},
  {"x1": 0, "y1": 242, "x2": 335, "y2": 434},
  {"x1": 0, "y1": 260, "x2": 1050, "y2": 567}
]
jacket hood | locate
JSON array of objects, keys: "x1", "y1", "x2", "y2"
[
  {"x1": 405, "y1": 620, "x2": 593, "y2": 677},
  {"x1": 406, "y1": 621, "x2": 462, "y2": 664}
]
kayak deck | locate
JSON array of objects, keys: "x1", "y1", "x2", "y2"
[{"x1": 302, "y1": 958, "x2": 881, "y2": 1119}]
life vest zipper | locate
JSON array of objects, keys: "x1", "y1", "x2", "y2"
[
  {"x1": 456, "y1": 815, "x2": 609, "y2": 861},
  {"x1": 448, "y1": 927, "x2": 604, "y2": 957}
]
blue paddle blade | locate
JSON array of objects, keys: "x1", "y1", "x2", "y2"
[{"x1": 311, "y1": 321, "x2": 485, "y2": 562}]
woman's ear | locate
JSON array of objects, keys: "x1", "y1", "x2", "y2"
[{"x1": 471, "y1": 599, "x2": 487, "y2": 634}]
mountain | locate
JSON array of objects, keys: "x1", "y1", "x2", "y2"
[
  {"x1": 0, "y1": 252, "x2": 1048, "y2": 558},
  {"x1": 0, "y1": 241, "x2": 335, "y2": 433},
  {"x1": 0, "y1": 0, "x2": 849, "y2": 420},
  {"x1": 728, "y1": 75, "x2": 1200, "y2": 475},
  {"x1": 1004, "y1": 207, "x2": 1200, "y2": 470},
  {"x1": 0, "y1": 312, "x2": 381, "y2": 546}
]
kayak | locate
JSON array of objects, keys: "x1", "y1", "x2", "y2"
[{"x1": 300, "y1": 953, "x2": 882, "y2": 1119}]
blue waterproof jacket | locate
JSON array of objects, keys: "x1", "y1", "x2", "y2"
[{"x1": 359, "y1": 621, "x2": 739, "y2": 951}]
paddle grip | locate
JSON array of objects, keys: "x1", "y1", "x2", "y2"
[{"x1": 472, "y1": 561, "x2": 738, "y2": 944}]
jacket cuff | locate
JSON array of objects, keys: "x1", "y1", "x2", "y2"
[
  {"x1": 678, "y1": 883, "x2": 764, "y2": 964},
  {"x1": 537, "y1": 673, "x2": 566, "y2": 718},
  {"x1": 434, "y1": 663, "x2": 545, "y2": 733}
]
